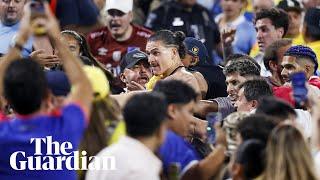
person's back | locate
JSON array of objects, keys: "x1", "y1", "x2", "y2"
[
  {"x1": 193, "y1": 64, "x2": 227, "y2": 99},
  {"x1": 187, "y1": 68, "x2": 208, "y2": 99},
  {"x1": 0, "y1": 109, "x2": 86, "y2": 179},
  {"x1": 0, "y1": 7, "x2": 93, "y2": 179}
]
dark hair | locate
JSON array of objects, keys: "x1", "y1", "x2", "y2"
[
  {"x1": 235, "y1": 139, "x2": 266, "y2": 179},
  {"x1": 226, "y1": 54, "x2": 261, "y2": 72},
  {"x1": 61, "y1": 30, "x2": 114, "y2": 81},
  {"x1": 284, "y1": 45, "x2": 318, "y2": 73},
  {"x1": 237, "y1": 114, "x2": 277, "y2": 144},
  {"x1": 238, "y1": 78, "x2": 273, "y2": 102},
  {"x1": 224, "y1": 59, "x2": 261, "y2": 77},
  {"x1": 305, "y1": 26, "x2": 320, "y2": 40},
  {"x1": 153, "y1": 80, "x2": 198, "y2": 105},
  {"x1": 123, "y1": 92, "x2": 168, "y2": 137},
  {"x1": 255, "y1": 8, "x2": 289, "y2": 38},
  {"x1": 61, "y1": 30, "x2": 96, "y2": 65},
  {"x1": 263, "y1": 39, "x2": 292, "y2": 70},
  {"x1": 256, "y1": 96, "x2": 297, "y2": 123},
  {"x1": 148, "y1": 30, "x2": 187, "y2": 59},
  {"x1": 4, "y1": 59, "x2": 48, "y2": 114}
]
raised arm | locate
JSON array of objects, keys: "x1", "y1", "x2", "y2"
[
  {"x1": 0, "y1": 4, "x2": 31, "y2": 99},
  {"x1": 43, "y1": 4, "x2": 93, "y2": 116}
]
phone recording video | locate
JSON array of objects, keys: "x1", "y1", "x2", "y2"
[
  {"x1": 291, "y1": 72, "x2": 308, "y2": 108},
  {"x1": 206, "y1": 112, "x2": 222, "y2": 144},
  {"x1": 30, "y1": 0, "x2": 46, "y2": 36}
]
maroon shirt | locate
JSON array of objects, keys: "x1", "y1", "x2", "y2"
[{"x1": 87, "y1": 24, "x2": 152, "y2": 78}]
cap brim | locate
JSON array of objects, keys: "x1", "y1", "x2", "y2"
[{"x1": 126, "y1": 58, "x2": 148, "y2": 69}]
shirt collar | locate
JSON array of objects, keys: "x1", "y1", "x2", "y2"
[{"x1": 0, "y1": 21, "x2": 20, "y2": 30}]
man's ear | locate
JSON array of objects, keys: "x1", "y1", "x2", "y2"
[
  {"x1": 251, "y1": 99, "x2": 258, "y2": 109},
  {"x1": 269, "y1": 60, "x2": 278, "y2": 72},
  {"x1": 128, "y1": 11, "x2": 133, "y2": 22},
  {"x1": 171, "y1": 47, "x2": 179, "y2": 59},
  {"x1": 277, "y1": 27, "x2": 285, "y2": 38},
  {"x1": 305, "y1": 64, "x2": 313, "y2": 75},
  {"x1": 120, "y1": 73, "x2": 126, "y2": 83},
  {"x1": 167, "y1": 104, "x2": 177, "y2": 120},
  {"x1": 232, "y1": 163, "x2": 244, "y2": 180}
]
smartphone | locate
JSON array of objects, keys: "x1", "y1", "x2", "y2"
[
  {"x1": 30, "y1": 0, "x2": 46, "y2": 36},
  {"x1": 291, "y1": 72, "x2": 308, "y2": 108},
  {"x1": 206, "y1": 112, "x2": 221, "y2": 144}
]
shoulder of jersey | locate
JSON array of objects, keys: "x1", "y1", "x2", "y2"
[
  {"x1": 134, "y1": 24, "x2": 153, "y2": 38},
  {"x1": 88, "y1": 27, "x2": 108, "y2": 39}
]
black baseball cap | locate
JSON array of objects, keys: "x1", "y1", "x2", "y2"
[
  {"x1": 277, "y1": 0, "x2": 303, "y2": 13},
  {"x1": 120, "y1": 50, "x2": 148, "y2": 73},
  {"x1": 304, "y1": 8, "x2": 320, "y2": 36}
]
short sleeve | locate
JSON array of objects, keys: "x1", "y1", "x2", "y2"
[{"x1": 213, "y1": 97, "x2": 236, "y2": 119}]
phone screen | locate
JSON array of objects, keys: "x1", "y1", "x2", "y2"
[
  {"x1": 291, "y1": 72, "x2": 308, "y2": 107},
  {"x1": 206, "y1": 112, "x2": 221, "y2": 144}
]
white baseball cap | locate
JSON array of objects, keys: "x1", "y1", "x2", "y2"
[{"x1": 105, "y1": 0, "x2": 133, "y2": 14}]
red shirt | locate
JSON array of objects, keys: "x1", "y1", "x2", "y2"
[
  {"x1": 273, "y1": 76, "x2": 320, "y2": 107},
  {"x1": 87, "y1": 24, "x2": 152, "y2": 78}
]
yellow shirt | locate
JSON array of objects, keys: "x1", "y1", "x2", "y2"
[
  {"x1": 108, "y1": 120, "x2": 126, "y2": 145},
  {"x1": 145, "y1": 75, "x2": 163, "y2": 91},
  {"x1": 290, "y1": 33, "x2": 305, "y2": 46},
  {"x1": 249, "y1": 42, "x2": 260, "y2": 58},
  {"x1": 306, "y1": 41, "x2": 320, "y2": 70}
]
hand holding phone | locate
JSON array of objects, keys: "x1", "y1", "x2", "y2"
[
  {"x1": 291, "y1": 72, "x2": 308, "y2": 108},
  {"x1": 30, "y1": 0, "x2": 46, "y2": 36},
  {"x1": 206, "y1": 112, "x2": 222, "y2": 144}
]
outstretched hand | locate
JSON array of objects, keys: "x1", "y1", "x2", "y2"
[{"x1": 221, "y1": 27, "x2": 236, "y2": 47}]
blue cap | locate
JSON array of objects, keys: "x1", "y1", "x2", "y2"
[
  {"x1": 184, "y1": 37, "x2": 209, "y2": 65},
  {"x1": 46, "y1": 70, "x2": 71, "y2": 96},
  {"x1": 284, "y1": 45, "x2": 318, "y2": 74}
]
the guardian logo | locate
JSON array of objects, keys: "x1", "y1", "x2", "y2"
[{"x1": 10, "y1": 136, "x2": 116, "y2": 171}]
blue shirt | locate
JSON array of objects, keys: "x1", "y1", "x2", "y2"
[
  {"x1": 158, "y1": 130, "x2": 200, "y2": 176},
  {"x1": 0, "y1": 104, "x2": 86, "y2": 180},
  {"x1": 0, "y1": 22, "x2": 33, "y2": 57}
]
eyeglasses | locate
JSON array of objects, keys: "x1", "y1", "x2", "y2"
[{"x1": 107, "y1": 9, "x2": 126, "y2": 17}]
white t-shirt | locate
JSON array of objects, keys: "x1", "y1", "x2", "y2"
[
  {"x1": 86, "y1": 136, "x2": 162, "y2": 180},
  {"x1": 295, "y1": 109, "x2": 312, "y2": 139}
]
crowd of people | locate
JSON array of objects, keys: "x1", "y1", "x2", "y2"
[{"x1": 0, "y1": 0, "x2": 320, "y2": 179}]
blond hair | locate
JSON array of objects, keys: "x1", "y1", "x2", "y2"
[{"x1": 263, "y1": 124, "x2": 318, "y2": 180}]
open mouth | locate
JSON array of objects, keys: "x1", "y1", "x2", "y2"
[
  {"x1": 138, "y1": 76, "x2": 149, "y2": 84},
  {"x1": 110, "y1": 23, "x2": 121, "y2": 29},
  {"x1": 258, "y1": 41, "x2": 264, "y2": 49}
]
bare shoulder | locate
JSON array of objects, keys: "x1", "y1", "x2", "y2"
[{"x1": 166, "y1": 68, "x2": 200, "y2": 92}]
